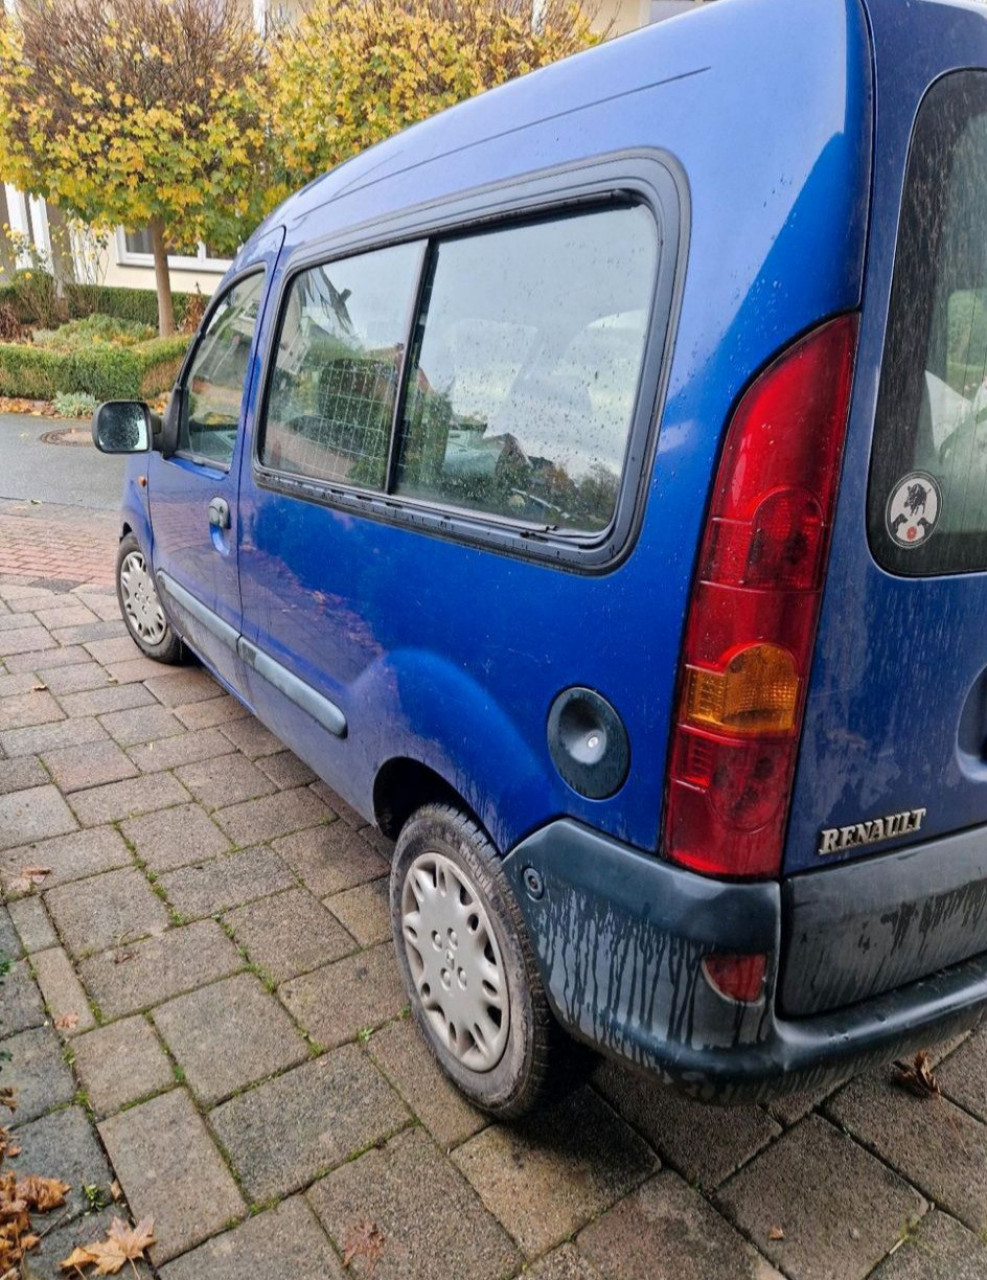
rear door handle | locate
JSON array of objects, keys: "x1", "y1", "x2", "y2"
[{"x1": 208, "y1": 497, "x2": 231, "y2": 530}]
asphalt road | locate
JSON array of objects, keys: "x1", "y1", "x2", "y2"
[{"x1": 0, "y1": 413, "x2": 126, "y2": 510}]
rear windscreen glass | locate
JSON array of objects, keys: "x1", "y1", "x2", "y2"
[{"x1": 870, "y1": 71, "x2": 987, "y2": 575}]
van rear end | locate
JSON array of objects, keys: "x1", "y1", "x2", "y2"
[{"x1": 507, "y1": 0, "x2": 987, "y2": 1101}]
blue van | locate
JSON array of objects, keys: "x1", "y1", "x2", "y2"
[{"x1": 94, "y1": 0, "x2": 987, "y2": 1115}]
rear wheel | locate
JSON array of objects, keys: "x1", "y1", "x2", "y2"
[
  {"x1": 115, "y1": 533, "x2": 182, "y2": 664},
  {"x1": 391, "y1": 803, "x2": 571, "y2": 1118}
]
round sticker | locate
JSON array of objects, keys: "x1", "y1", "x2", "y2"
[{"x1": 886, "y1": 472, "x2": 942, "y2": 547}]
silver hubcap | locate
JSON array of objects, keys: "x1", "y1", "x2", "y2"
[
  {"x1": 401, "y1": 851, "x2": 509, "y2": 1073},
  {"x1": 119, "y1": 551, "x2": 167, "y2": 645}
]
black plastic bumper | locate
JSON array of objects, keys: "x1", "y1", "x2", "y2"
[{"x1": 502, "y1": 821, "x2": 987, "y2": 1104}]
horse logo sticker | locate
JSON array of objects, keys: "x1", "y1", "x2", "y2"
[{"x1": 886, "y1": 472, "x2": 942, "y2": 547}]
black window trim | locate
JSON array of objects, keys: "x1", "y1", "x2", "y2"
[
  {"x1": 252, "y1": 149, "x2": 688, "y2": 573},
  {"x1": 170, "y1": 265, "x2": 269, "y2": 475}
]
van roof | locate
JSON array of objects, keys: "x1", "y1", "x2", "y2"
[{"x1": 257, "y1": 0, "x2": 859, "y2": 240}]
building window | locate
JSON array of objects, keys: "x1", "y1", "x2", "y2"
[{"x1": 117, "y1": 228, "x2": 232, "y2": 269}]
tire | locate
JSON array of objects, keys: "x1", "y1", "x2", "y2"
[
  {"x1": 390, "y1": 803, "x2": 571, "y2": 1118},
  {"x1": 115, "y1": 533, "x2": 183, "y2": 664}
]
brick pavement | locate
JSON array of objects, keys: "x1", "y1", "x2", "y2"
[{"x1": 1, "y1": 501, "x2": 987, "y2": 1279}]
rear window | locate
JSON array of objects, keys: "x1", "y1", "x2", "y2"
[{"x1": 869, "y1": 71, "x2": 987, "y2": 574}]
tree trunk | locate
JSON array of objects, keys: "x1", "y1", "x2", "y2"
[{"x1": 149, "y1": 217, "x2": 175, "y2": 337}]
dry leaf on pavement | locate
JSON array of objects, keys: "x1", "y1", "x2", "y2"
[
  {"x1": 8, "y1": 866, "x2": 51, "y2": 894},
  {"x1": 768, "y1": 1226, "x2": 785, "y2": 1241},
  {"x1": 54, "y1": 1013, "x2": 80, "y2": 1032},
  {"x1": 342, "y1": 1219, "x2": 386, "y2": 1268},
  {"x1": 58, "y1": 1216, "x2": 155, "y2": 1275},
  {"x1": 894, "y1": 1050, "x2": 941, "y2": 1099}
]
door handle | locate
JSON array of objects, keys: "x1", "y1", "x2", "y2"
[{"x1": 208, "y1": 497, "x2": 231, "y2": 530}]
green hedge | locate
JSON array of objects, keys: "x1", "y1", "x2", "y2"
[
  {"x1": 0, "y1": 333, "x2": 190, "y2": 401},
  {"x1": 0, "y1": 279, "x2": 195, "y2": 328},
  {"x1": 65, "y1": 284, "x2": 195, "y2": 328}
]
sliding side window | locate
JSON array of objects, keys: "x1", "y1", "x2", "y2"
[{"x1": 262, "y1": 242, "x2": 423, "y2": 489}]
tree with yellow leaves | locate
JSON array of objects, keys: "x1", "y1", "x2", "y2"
[
  {"x1": 264, "y1": 0, "x2": 600, "y2": 211},
  {"x1": 0, "y1": 0, "x2": 265, "y2": 334}
]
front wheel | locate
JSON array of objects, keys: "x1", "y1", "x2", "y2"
[
  {"x1": 115, "y1": 533, "x2": 183, "y2": 664},
  {"x1": 390, "y1": 803, "x2": 567, "y2": 1118}
]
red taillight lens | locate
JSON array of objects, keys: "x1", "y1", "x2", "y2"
[
  {"x1": 665, "y1": 314, "x2": 859, "y2": 879},
  {"x1": 701, "y1": 953, "x2": 768, "y2": 1003}
]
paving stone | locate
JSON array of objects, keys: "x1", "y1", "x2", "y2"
[
  {"x1": 174, "y1": 694, "x2": 250, "y2": 730},
  {"x1": 279, "y1": 942, "x2": 406, "y2": 1047},
  {"x1": 0, "y1": 755, "x2": 48, "y2": 794},
  {"x1": 174, "y1": 752, "x2": 277, "y2": 809},
  {"x1": 100, "y1": 703, "x2": 185, "y2": 747},
  {"x1": 275, "y1": 823, "x2": 389, "y2": 897},
  {"x1": 126, "y1": 727, "x2": 237, "y2": 774},
  {"x1": 160, "y1": 1196, "x2": 345, "y2": 1280},
  {"x1": 159, "y1": 846, "x2": 296, "y2": 920},
  {"x1": 869, "y1": 1209, "x2": 987, "y2": 1280},
  {"x1": 103, "y1": 654, "x2": 172, "y2": 683},
  {"x1": 4, "y1": 644, "x2": 91, "y2": 672},
  {"x1": 23, "y1": 1206, "x2": 152, "y2": 1280},
  {"x1": 69, "y1": 772, "x2": 190, "y2": 826},
  {"x1": 0, "y1": 902, "x2": 22, "y2": 958},
  {"x1": 718, "y1": 1114, "x2": 926, "y2": 1280},
  {"x1": 766, "y1": 1080, "x2": 843, "y2": 1128},
  {"x1": 46, "y1": 867, "x2": 170, "y2": 957},
  {"x1": 59, "y1": 682, "x2": 156, "y2": 718},
  {"x1": 325, "y1": 876, "x2": 390, "y2": 946},
  {"x1": 1, "y1": 1026, "x2": 75, "y2": 1125},
  {"x1": 225, "y1": 887, "x2": 355, "y2": 982},
  {"x1": 214, "y1": 787, "x2": 333, "y2": 845},
  {"x1": 152, "y1": 973, "x2": 308, "y2": 1106},
  {"x1": 73, "y1": 1015, "x2": 175, "y2": 1117},
  {"x1": 120, "y1": 802, "x2": 232, "y2": 872},
  {"x1": 256, "y1": 749, "x2": 318, "y2": 789},
  {"x1": 0, "y1": 611, "x2": 44, "y2": 632},
  {"x1": 525, "y1": 1244, "x2": 607, "y2": 1280},
  {"x1": 74, "y1": 591, "x2": 121, "y2": 621},
  {"x1": 85, "y1": 636, "x2": 142, "y2": 664},
  {"x1": 218, "y1": 715, "x2": 284, "y2": 758},
  {"x1": 0, "y1": 825, "x2": 131, "y2": 890},
  {"x1": 452, "y1": 1087, "x2": 658, "y2": 1258},
  {"x1": 0, "y1": 625, "x2": 57, "y2": 655},
  {"x1": 210, "y1": 1044, "x2": 408, "y2": 1203},
  {"x1": 0, "y1": 784, "x2": 78, "y2": 850},
  {"x1": 7, "y1": 894, "x2": 56, "y2": 953},
  {"x1": 0, "y1": 689, "x2": 65, "y2": 731},
  {"x1": 593, "y1": 1059, "x2": 781, "y2": 1190},
  {"x1": 35, "y1": 659, "x2": 110, "y2": 694},
  {"x1": 51, "y1": 619, "x2": 126, "y2": 646},
  {"x1": 367, "y1": 1018, "x2": 486, "y2": 1148},
  {"x1": 32, "y1": 945, "x2": 96, "y2": 1032},
  {"x1": 937, "y1": 1027, "x2": 987, "y2": 1122},
  {"x1": 100, "y1": 1089, "x2": 246, "y2": 1264},
  {"x1": 826, "y1": 1069, "x2": 987, "y2": 1232},
  {"x1": 309, "y1": 1126, "x2": 518, "y2": 1280},
  {"x1": 144, "y1": 668, "x2": 221, "y2": 706},
  {"x1": 42, "y1": 738, "x2": 139, "y2": 792},
  {"x1": 79, "y1": 920, "x2": 242, "y2": 1019},
  {"x1": 579, "y1": 1170, "x2": 784, "y2": 1280},
  {"x1": 12, "y1": 1106, "x2": 113, "y2": 1222},
  {"x1": 1, "y1": 714, "x2": 108, "y2": 757},
  {"x1": 33, "y1": 603, "x2": 98, "y2": 630}
]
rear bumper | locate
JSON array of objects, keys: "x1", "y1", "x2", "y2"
[{"x1": 502, "y1": 821, "x2": 987, "y2": 1104}]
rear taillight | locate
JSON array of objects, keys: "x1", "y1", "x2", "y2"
[{"x1": 665, "y1": 314, "x2": 859, "y2": 879}]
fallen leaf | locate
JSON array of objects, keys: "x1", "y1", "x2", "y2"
[
  {"x1": 342, "y1": 1219, "x2": 385, "y2": 1268},
  {"x1": 31, "y1": 683, "x2": 47, "y2": 692},
  {"x1": 54, "y1": 1013, "x2": 80, "y2": 1031},
  {"x1": 58, "y1": 1216, "x2": 155, "y2": 1275},
  {"x1": 0, "y1": 1090, "x2": 14, "y2": 1115},
  {"x1": 112, "y1": 950, "x2": 134, "y2": 966},
  {"x1": 19, "y1": 1175, "x2": 70, "y2": 1212},
  {"x1": 894, "y1": 1049, "x2": 941, "y2": 1099},
  {"x1": 8, "y1": 866, "x2": 51, "y2": 894},
  {"x1": 109, "y1": 1182, "x2": 122, "y2": 1202},
  {"x1": 768, "y1": 1226, "x2": 785, "y2": 1241}
]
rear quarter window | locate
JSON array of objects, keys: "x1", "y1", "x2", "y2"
[{"x1": 870, "y1": 71, "x2": 987, "y2": 574}]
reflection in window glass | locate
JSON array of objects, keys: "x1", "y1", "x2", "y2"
[
  {"x1": 394, "y1": 206, "x2": 657, "y2": 533},
  {"x1": 180, "y1": 273, "x2": 265, "y2": 467},
  {"x1": 262, "y1": 242, "x2": 423, "y2": 489}
]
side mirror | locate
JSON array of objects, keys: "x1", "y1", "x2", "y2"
[{"x1": 91, "y1": 401, "x2": 152, "y2": 454}]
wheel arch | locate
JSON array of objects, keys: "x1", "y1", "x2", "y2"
[{"x1": 373, "y1": 756, "x2": 492, "y2": 848}]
